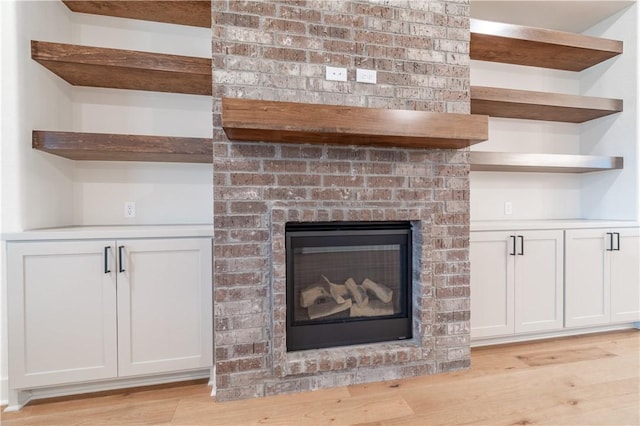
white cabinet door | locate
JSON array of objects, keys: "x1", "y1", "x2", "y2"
[
  {"x1": 116, "y1": 238, "x2": 212, "y2": 377},
  {"x1": 7, "y1": 241, "x2": 118, "y2": 388},
  {"x1": 565, "y1": 229, "x2": 610, "y2": 327},
  {"x1": 610, "y1": 228, "x2": 640, "y2": 323},
  {"x1": 514, "y1": 230, "x2": 564, "y2": 333},
  {"x1": 565, "y1": 228, "x2": 638, "y2": 327},
  {"x1": 470, "y1": 231, "x2": 515, "y2": 338}
]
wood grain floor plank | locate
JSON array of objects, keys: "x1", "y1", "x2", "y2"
[
  {"x1": 497, "y1": 377, "x2": 639, "y2": 426},
  {"x1": 172, "y1": 389, "x2": 413, "y2": 425},
  {"x1": 1, "y1": 399, "x2": 179, "y2": 426},
  {"x1": 171, "y1": 387, "x2": 352, "y2": 425},
  {"x1": 547, "y1": 397, "x2": 640, "y2": 425},
  {"x1": 378, "y1": 377, "x2": 638, "y2": 426},
  {"x1": 1, "y1": 330, "x2": 637, "y2": 426},
  {"x1": 515, "y1": 346, "x2": 617, "y2": 367}
]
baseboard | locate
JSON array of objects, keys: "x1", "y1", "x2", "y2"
[
  {"x1": 0, "y1": 376, "x2": 8, "y2": 406},
  {"x1": 471, "y1": 323, "x2": 638, "y2": 347},
  {"x1": 4, "y1": 369, "x2": 211, "y2": 412}
]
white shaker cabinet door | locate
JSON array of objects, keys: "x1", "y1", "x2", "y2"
[
  {"x1": 565, "y1": 229, "x2": 610, "y2": 328},
  {"x1": 610, "y1": 228, "x2": 640, "y2": 323},
  {"x1": 116, "y1": 238, "x2": 213, "y2": 377},
  {"x1": 8, "y1": 240, "x2": 118, "y2": 388},
  {"x1": 514, "y1": 230, "x2": 564, "y2": 333},
  {"x1": 470, "y1": 231, "x2": 515, "y2": 338}
]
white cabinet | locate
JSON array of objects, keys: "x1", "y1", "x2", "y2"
[
  {"x1": 610, "y1": 229, "x2": 640, "y2": 322},
  {"x1": 7, "y1": 240, "x2": 118, "y2": 388},
  {"x1": 117, "y1": 238, "x2": 212, "y2": 377},
  {"x1": 7, "y1": 237, "x2": 212, "y2": 390},
  {"x1": 470, "y1": 231, "x2": 514, "y2": 338},
  {"x1": 470, "y1": 230, "x2": 564, "y2": 339},
  {"x1": 565, "y1": 228, "x2": 640, "y2": 327},
  {"x1": 514, "y1": 231, "x2": 564, "y2": 334}
]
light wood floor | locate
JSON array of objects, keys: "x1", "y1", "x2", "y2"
[{"x1": 2, "y1": 330, "x2": 638, "y2": 425}]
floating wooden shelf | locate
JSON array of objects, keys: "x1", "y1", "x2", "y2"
[
  {"x1": 221, "y1": 98, "x2": 489, "y2": 149},
  {"x1": 31, "y1": 41, "x2": 211, "y2": 95},
  {"x1": 471, "y1": 86, "x2": 622, "y2": 123},
  {"x1": 33, "y1": 131, "x2": 212, "y2": 163},
  {"x1": 63, "y1": 1, "x2": 211, "y2": 28},
  {"x1": 470, "y1": 152, "x2": 623, "y2": 173},
  {"x1": 470, "y1": 18, "x2": 623, "y2": 71}
]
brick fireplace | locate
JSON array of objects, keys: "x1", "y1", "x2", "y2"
[{"x1": 212, "y1": 0, "x2": 472, "y2": 401}]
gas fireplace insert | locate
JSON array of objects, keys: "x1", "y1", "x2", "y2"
[{"x1": 286, "y1": 221, "x2": 413, "y2": 351}]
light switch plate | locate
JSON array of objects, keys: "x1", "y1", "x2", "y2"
[{"x1": 356, "y1": 68, "x2": 377, "y2": 84}]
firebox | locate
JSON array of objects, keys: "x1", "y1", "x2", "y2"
[{"x1": 285, "y1": 221, "x2": 412, "y2": 351}]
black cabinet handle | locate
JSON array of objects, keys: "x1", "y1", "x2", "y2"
[
  {"x1": 518, "y1": 235, "x2": 524, "y2": 255},
  {"x1": 614, "y1": 232, "x2": 621, "y2": 251},
  {"x1": 118, "y1": 245, "x2": 125, "y2": 272},
  {"x1": 104, "y1": 246, "x2": 111, "y2": 274},
  {"x1": 509, "y1": 235, "x2": 516, "y2": 256},
  {"x1": 606, "y1": 232, "x2": 614, "y2": 251}
]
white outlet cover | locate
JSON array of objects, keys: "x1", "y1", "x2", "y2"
[
  {"x1": 504, "y1": 202, "x2": 513, "y2": 215},
  {"x1": 124, "y1": 201, "x2": 136, "y2": 218},
  {"x1": 326, "y1": 66, "x2": 347, "y2": 82},
  {"x1": 356, "y1": 68, "x2": 377, "y2": 84}
]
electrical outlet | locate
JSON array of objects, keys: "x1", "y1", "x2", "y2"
[
  {"x1": 356, "y1": 68, "x2": 377, "y2": 84},
  {"x1": 325, "y1": 66, "x2": 347, "y2": 82},
  {"x1": 124, "y1": 202, "x2": 136, "y2": 218},
  {"x1": 504, "y1": 201, "x2": 513, "y2": 215}
]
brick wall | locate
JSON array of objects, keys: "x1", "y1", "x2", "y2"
[{"x1": 212, "y1": 0, "x2": 471, "y2": 401}]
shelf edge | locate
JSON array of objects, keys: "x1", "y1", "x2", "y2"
[
  {"x1": 470, "y1": 152, "x2": 623, "y2": 173},
  {"x1": 33, "y1": 131, "x2": 213, "y2": 163},
  {"x1": 470, "y1": 86, "x2": 623, "y2": 123}
]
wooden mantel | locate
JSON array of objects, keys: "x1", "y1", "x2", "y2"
[{"x1": 221, "y1": 99, "x2": 489, "y2": 149}]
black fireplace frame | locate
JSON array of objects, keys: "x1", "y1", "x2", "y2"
[{"x1": 285, "y1": 221, "x2": 413, "y2": 351}]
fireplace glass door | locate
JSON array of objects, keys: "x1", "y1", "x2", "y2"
[{"x1": 286, "y1": 222, "x2": 412, "y2": 351}]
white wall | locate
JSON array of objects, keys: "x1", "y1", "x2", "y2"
[
  {"x1": 580, "y1": 4, "x2": 638, "y2": 221},
  {"x1": 469, "y1": 61, "x2": 583, "y2": 221},
  {"x1": 73, "y1": 161, "x2": 212, "y2": 225},
  {"x1": 1, "y1": 1, "x2": 75, "y2": 232},
  {"x1": 1, "y1": 0, "x2": 76, "y2": 404}
]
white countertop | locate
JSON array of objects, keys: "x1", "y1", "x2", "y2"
[
  {"x1": 471, "y1": 219, "x2": 639, "y2": 232},
  {"x1": 4, "y1": 221, "x2": 638, "y2": 240},
  {"x1": 2, "y1": 224, "x2": 213, "y2": 241}
]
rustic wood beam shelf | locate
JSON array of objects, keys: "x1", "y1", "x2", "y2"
[
  {"x1": 31, "y1": 41, "x2": 211, "y2": 95},
  {"x1": 471, "y1": 86, "x2": 622, "y2": 123},
  {"x1": 221, "y1": 98, "x2": 489, "y2": 149},
  {"x1": 63, "y1": 1, "x2": 211, "y2": 28},
  {"x1": 470, "y1": 152, "x2": 623, "y2": 173},
  {"x1": 33, "y1": 131, "x2": 212, "y2": 163},
  {"x1": 470, "y1": 19, "x2": 623, "y2": 71}
]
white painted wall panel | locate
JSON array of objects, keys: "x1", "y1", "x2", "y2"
[
  {"x1": 73, "y1": 162, "x2": 212, "y2": 225},
  {"x1": 580, "y1": 4, "x2": 638, "y2": 221},
  {"x1": 470, "y1": 61, "x2": 582, "y2": 220}
]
